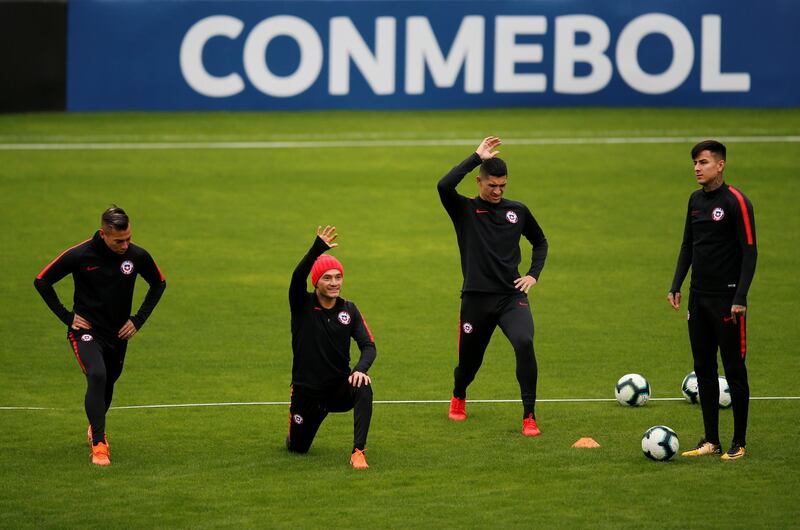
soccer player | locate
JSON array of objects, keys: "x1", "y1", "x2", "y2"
[
  {"x1": 668, "y1": 140, "x2": 757, "y2": 461},
  {"x1": 287, "y1": 225, "x2": 376, "y2": 469},
  {"x1": 438, "y1": 136, "x2": 548, "y2": 436},
  {"x1": 34, "y1": 207, "x2": 166, "y2": 466}
]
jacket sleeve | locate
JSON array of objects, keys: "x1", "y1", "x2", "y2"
[
  {"x1": 522, "y1": 207, "x2": 548, "y2": 280},
  {"x1": 350, "y1": 305, "x2": 376, "y2": 374},
  {"x1": 670, "y1": 199, "x2": 693, "y2": 293},
  {"x1": 130, "y1": 251, "x2": 167, "y2": 330},
  {"x1": 289, "y1": 236, "x2": 330, "y2": 312},
  {"x1": 437, "y1": 153, "x2": 481, "y2": 222},
  {"x1": 732, "y1": 192, "x2": 757, "y2": 306},
  {"x1": 33, "y1": 246, "x2": 79, "y2": 327}
]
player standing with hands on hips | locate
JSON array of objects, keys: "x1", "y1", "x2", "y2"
[
  {"x1": 438, "y1": 137, "x2": 548, "y2": 436},
  {"x1": 287, "y1": 226, "x2": 376, "y2": 469},
  {"x1": 668, "y1": 140, "x2": 757, "y2": 461},
  {"x1": 34, "y1": 207, "x2": 166, "y2": 466}
]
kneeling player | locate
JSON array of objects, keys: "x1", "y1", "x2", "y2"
[{"x1": 286, "y1": 226, "x2": 376, "y2": 469}]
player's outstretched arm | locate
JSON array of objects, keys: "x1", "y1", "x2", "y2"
[
  {"x1": 475, "y1": 136, "x2": 502, "y2": 160},
  {"x1": 438, "y1": 139, "x2": 499, "y2": 215}
]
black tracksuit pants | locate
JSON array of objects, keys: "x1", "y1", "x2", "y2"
[
  {"x1": 67, "y1": 329, "x2": 127, "y2": 445},
  {"x1": 688, "y1": 293, "x2": 749, "y2": 446},
  {"x1": 287, "y1": 381, "x2": 373, "y2": 453},
  {"x1": 453, "y1": 292, "x2": 538, "y2": 418}
]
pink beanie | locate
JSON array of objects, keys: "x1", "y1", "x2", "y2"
[{"x1": 311, "y1": 255, "x2": 344, "y2": 286}]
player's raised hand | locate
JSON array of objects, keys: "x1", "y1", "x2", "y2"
[
  {"x1": 317, "y1": 225, "x2": 339, "y2": 248},
  {"x1": 476, "y1": 136, "x2": 502, "y2": 160}
]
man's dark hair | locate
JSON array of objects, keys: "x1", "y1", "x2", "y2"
[
  {"x1": 101, "y1": 206, "x2": 129, "y2": 231},
  {"x1": 479, "y1": 157, "x2": 508, "y2": 178},
  {"x1": 692, "y1": 140, "x2": 726, "y2": 161}
]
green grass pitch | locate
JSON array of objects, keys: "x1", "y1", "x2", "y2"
[{"x1": 1, "y1": 108, "x2": 799, "y2": 528}]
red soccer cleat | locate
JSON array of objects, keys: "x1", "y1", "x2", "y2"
[
  {"x1": 522, "y1": 414, "x2": 541, "y2": 437},
  {"x1": 448, "y1": 397, "x2": 467, "y2": 421}
]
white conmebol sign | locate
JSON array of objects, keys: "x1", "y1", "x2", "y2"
[{"x1": 180, "y1": 13, "x2": 751, "y2": 99}]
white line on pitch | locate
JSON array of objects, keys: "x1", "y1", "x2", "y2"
[
  {"x1": 2, "y1": 396, "x2": 798, "y2": 411},
  {"x1": 0, "y1": 406, "x2": 56, "y2": 410},
  {"x1": 1, "y1": 135, "x2": 800, "y2": 151}
]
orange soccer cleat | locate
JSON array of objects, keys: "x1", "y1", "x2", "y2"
[
  {"x1": 91, "y1": 441, "x2": 111, "y2": 466},
  {"x1": 350, "y1": 449, "x2": 369, "y2": 469},
  {"x1": 448, "y1": 397, "x2": 467, "y2": 421},
  {"x1": 522, "y1": 414, "x2": 541, "y2": 437}
]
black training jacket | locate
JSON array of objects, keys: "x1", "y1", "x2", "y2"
[
  {"x1": 289, "y1": 237, "x2": 376, "y2": 392},
  {"x1": 34, "y1": 231, "x2": 166, "y2": 339},
  {"x1": 438, "y1": 152, "x2": 548, "y2": 294},
  {"x1": 670, "y1": 183, "x2": 757, "y2": 306}
]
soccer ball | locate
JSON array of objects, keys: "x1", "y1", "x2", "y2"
[
  {"x1": 615, "y1": 373, "x2": 650, "y2": 406},
  {"x1": 718, "y1": 376, "x2": 732, "y2": 408},
  {"x1": 683, "y1": 372, "x2": 732, "y2": 408},
  {"x1": 681, "y1": 371, "x2": 699, "y2": 404},
  {"x1": 642, "y1": 425, "x2": 680, "y2": 461}
]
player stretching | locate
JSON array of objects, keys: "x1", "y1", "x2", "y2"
[
  {"x1": 438, "y1": 136, "x2": 549, "y2": 436},
  {"x1": 34, "y1": 207, "x2": 166, "y2": 466},
  {"x1": 287, "y1": 226, "x2": 376, "y2": 469},
  {"x1": 669, "y1": 140, "x2": 757, "y2": 461}
]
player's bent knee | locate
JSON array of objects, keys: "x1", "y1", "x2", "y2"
[
  {"x1": 512, "y1": 337, "x2": 534, "y2": 353},
  {"x1": 355, "y1": 384, "x2": 373, "y2": 400}
]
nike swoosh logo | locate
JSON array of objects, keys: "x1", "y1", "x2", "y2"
[
  {"x1": 85, "y1": 266, "x2": 100, "y2": 271},
  {"x1": 723, "y1": 316, "x2": 734, "y2": 322},
  {"x1": 475, "y1": 209, "x2": 489, "y2": 214}
]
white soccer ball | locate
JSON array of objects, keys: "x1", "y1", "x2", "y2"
[
  {"x1": 681, "y1": 371, "x2": 699, "y2": 404},
  {"x1": 615, "y1": 373, "x2": 650, "y2": 406},
  {"x1": 642, "y1": 425, "x2": 680, "y2": 461},
  {"x1": 718, "y1": 376, "x2": 731, "y2": 408}
]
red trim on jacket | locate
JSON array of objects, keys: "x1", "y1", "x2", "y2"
[
  {"x1": 728, "y1": 186, "x2": 754, "y2": 245},
  {"x1": 36, "y1": 239, "x2": 91, "y2": 279}
]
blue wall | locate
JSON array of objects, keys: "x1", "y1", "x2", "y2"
[{"x1": 67, "y1": 0, "x2": 800, "y2": 110}]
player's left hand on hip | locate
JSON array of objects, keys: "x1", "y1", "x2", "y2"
[
  {"x1": 118, "y1": 319, "x2": 138, "y2": 340},
  {"x1": 349, "y1": 371, "x2": 371, "y2": 388},
  {"x1": 730, "y1": 305, "x2": 746, "y2": 324},
  {"x1": 514, "y1": 275, "x2": 537, "y2": 293}
]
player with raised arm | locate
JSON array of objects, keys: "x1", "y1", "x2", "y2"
[
  {"x1": 287, "y1": 226, "x2": 376, "y2": 468},
  {"x1": 438, "y1": 137, "x2": 549, "y2": 436}
]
